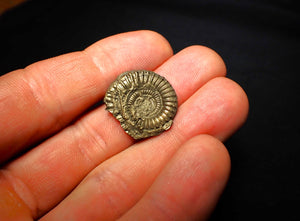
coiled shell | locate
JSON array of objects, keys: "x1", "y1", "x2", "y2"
[{"x1": 104, "y1": 70, "x2": 178, "y2": 139}]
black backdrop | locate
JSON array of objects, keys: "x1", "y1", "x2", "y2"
[{"x1": 1, "y1": 0, "x2": 299, "y2": 220}]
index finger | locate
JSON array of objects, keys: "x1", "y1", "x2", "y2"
[{"x1": 0, "y1": 30, "x2": 173, "y2": 163}]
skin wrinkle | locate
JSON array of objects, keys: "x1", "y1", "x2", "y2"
[
  {"x1": 86, "y1": 166, "x2": 138, "y2": 219},
  {"x1": 25, "y1": 56, "x2": 67, "y2": 112},
  {"x1": 75, "y1": 117, "x2": 108, "y2": 165},
  {"x1": 46, "y1": 53, "x2": 99, "y2": 113},
  {"x1": 82, "y1": 49, "x2": 114, "y2": 90},
  {"x1": 150, "y1": 192, "x2": 181, "y2": 221},
  {"x1": 0, "y1": 80, "x2": 21, "y2": 142},
  {"x1": 0, "y1": 169, "x2": 37, "y2": 218},
  {"x1": 20, "y1": 70, "x2": 44, "y2": 110},
  {"x1": 22, "y1": 62, "x2": 70, "y2": 137},
  {"x1": 1, "y1": 71, "x2": 57, "y2": 152},
  {"x1": 23, "y1": 71, "x2": 66, "y2": 132}
]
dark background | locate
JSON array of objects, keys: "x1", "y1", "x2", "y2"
[{"x1": 1, "y1": 0, "x2": 299, "y2": 220}]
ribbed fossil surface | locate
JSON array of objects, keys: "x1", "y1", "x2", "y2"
[{"x1": 104, "y1": 70, "x2": 178, "y2": 139}]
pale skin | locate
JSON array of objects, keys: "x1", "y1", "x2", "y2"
[{"x1": 0, "y1": 30, "x2": 249, "y2": 220}]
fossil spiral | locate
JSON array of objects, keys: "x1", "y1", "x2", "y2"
[{"x1": 104, "y1": 70, "x2": 178, "y2": 139}]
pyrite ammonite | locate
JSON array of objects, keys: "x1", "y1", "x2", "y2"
[{"x1": 104, "y1": 70, "x2": 178, "y2": 139}]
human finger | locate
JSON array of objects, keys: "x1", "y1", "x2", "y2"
[
  {"x1": 3, "y1": 46, "x2": 227, "y2": 219},
  {"x1": 0, "y1": 30, "x2": 173, "y2": 163},
  {"x1": 40, "y1": 77, "x2": 248, "y2": 220},
  {"x1": 119, "y1": 135, "x2": 230, "y2": 221}
]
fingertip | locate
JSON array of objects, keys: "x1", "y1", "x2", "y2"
[
  {"x1": 118, "y1": 134, "x2": 231, "y2": 221},
  {"x1": 172, "y1": 75, "x2": 249, "y2": 143},
  {"x1": 208, "y1": 77, "x2": 249, "y2": 140},
  {"x1": 154, "y1": 44, "x2": 227, "y2": 105},
  {"x1": 136, "y1": 30, "x2": 174, "y2": 57},
  {"x1": 183, "y1": 134, "x2": 231, "y2": 182},
  {"x1": 184, "y1": 45, "x2": 227, "y2": 77},
  {"x1": 176, "y1": 134, "x2": 231, "y2": 219},
  {"x1": 165, "y1": 134, "x2": 231, "y2": 220},
  {"x1": 85, "y1": 30, "x2": 173, "y2": 71}
]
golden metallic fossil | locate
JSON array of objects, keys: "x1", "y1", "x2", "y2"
[{"x1": 104, "y1": 70, "x2": 178, "y2": 139}]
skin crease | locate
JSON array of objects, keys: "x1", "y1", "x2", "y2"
[{"x1": 0, "y1": 30, "x2": 249, "y2": 221}]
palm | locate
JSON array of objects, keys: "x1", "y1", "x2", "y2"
[{"x1": 0, "y1": 31, "x2": 248, "y2": 220}]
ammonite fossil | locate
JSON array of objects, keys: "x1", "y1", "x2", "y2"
[{"x1": 104, "y1": 70, "x2": 178, "y2": 139}]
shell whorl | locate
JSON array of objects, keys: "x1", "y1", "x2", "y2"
[{"x1": 104, "y1": 70, "x2": 178, "y2": 139}]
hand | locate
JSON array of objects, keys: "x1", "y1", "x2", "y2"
[{"x1": 0, "y1": 31, "x2": 248, "y2": 220}]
